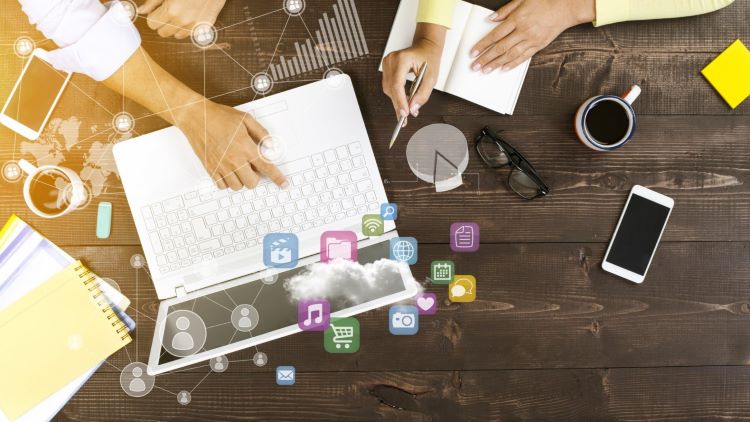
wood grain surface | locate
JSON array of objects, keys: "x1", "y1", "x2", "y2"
[{"x1": 0, "y1": 0, "x2": 749, "y2": 420}]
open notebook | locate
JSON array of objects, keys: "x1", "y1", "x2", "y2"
[{"x1": 381, "y1": 0, "x2": 530, "y2": 115}]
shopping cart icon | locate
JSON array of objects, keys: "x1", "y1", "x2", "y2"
[
  {"x1": 324, "y1": 317, "x2": 360, "y2": 353},
  {"x1": 330, "y1": 324, "x2": 353, "y2": 349}
]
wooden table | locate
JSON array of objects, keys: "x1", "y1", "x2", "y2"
[{"x1": 1, "y1": 1, "x2": 749, "y2": 420}]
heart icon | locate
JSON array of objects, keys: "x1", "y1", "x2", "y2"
[{"x1": 416, "y1": 294, "x2": 437, "y2": 315}]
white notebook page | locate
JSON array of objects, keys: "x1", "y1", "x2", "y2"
[{"x1": 444, "y1": 5, "x2": 531, "y2": 114}]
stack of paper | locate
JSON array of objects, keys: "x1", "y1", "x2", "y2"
[{"x1": 0, "y1": 215, "x2": 134, "y2": 422}]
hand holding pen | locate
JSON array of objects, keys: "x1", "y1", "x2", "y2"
[{"x1": 381, "y1": 24, "x2": 447, "y2": 147}]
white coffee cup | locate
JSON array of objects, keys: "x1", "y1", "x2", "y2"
[
  {"x1": 575, "y1": 85, "x2": 641, "y2": 152},
  {"x1": 18, "y1": 159, "x2": 87, "y2": 219}
]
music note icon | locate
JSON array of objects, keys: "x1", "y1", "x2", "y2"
[{"x1": 297, "y1": 299, "x2": 331, "y2": 331}]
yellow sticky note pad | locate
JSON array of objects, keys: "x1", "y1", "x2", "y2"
[{"x1": 702, "y1": 39, "x2": 750, "y2": 109}]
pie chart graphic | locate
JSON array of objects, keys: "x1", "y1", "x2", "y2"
[{"x1": 405, "y1": 124, "x2": 469, "y2": 192}]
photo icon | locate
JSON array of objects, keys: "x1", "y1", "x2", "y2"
[{"x1": 389, "y1": 305, "x2": 419, "y2": 335}]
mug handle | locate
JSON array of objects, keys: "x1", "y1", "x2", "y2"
[
  {"x1": 622, "y1": 85, "x2": 641, "y2": 105},
  {"x1": 18, "y1": 159, "x2": 37, "y2": 175}
]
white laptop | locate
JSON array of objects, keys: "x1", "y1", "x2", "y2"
[{"x1": 113, "y1": 75, "x2": 417, "y2": 374}]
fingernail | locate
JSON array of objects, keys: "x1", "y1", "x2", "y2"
[
  {"x1": 281, "y1": 181, "x2": 290, "y2": 190},
  {"x1": 402, "y1": 118, "x2": 407, "y2": 128},
  {"x1": 470, "y1": 50, "x2": 479, "y2": 58},
  {"x1": 400, "y1": 109, "x2": 408, "y2": 118},
  {"x1": 499, "y1": 65, "x2": 508, "y2": 72},
  {"x1": 410, "y1": 103, "x2": 420, "y2": 117},
  {"x1": 472, "y1": 63, "x2": 481, "y2": 71},
  {"x1": 489, "y1": 13, "x2": 498, "y2": 21},
  {"x1": 482, "y1": 67, "x2": 493, "y2": 74}
]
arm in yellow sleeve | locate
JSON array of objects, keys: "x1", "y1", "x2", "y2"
[
  {"x1": 417, "y1": 0, "x2": 458, "y2": 28},
  {"x1": 595, "y1": 0, "x2": 735, "y2": 27}
]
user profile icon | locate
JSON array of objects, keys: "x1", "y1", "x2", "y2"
[
  {"x1": 231, "y1": 304, "x2": 259, "y2": 332},
  {"x1": 253, "y1": 351, "x2": 268, "y2": 367},
  {"x1": 112, "y1": 111, "x2": 135, "y2": 134},
  {"x1": 162, "y1": 310, "x2": 207, "y2": 357},
  {"x1": 252, "y1": 72, "x2": 273, "y2": 95},
  {"x1": 130, "y1": 253, "x2": 146, "y2": 269},
  {"x1": 283, "y1": 0, "x2": 305, "y2": 16},
  {"x1": 2, "y1": 161, "x2": 22, "y2": 183},
  {"x1": 120, "y1": 362, "x2": 155, "y2": 397},
  {"x1": 210, "y1": 355, "x2": 229, "y2": 372},
  {"x1": 14, "y1": 36, "x2": 34, "y2": 58},
  {"x1": 177, "y1": 390, "x2": 191, "y2": 405},
  {"x1": 191, "y1": 22, "x2": 217, "y2": 48}
]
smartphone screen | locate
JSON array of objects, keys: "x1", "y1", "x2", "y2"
[
  {"x1": 4, "y1": 55, "x2": 68, "y2": 133},
  {"x1": 606, "y1": 194, "x2": 671, "y2": 275}
]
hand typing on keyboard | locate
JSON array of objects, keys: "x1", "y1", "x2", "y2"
[{"x1": 175, "y1": 101, "x2": 288, "y2": 191}]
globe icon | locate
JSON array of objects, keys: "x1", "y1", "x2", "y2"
[{"x1": 392, "y1": 240, "x2": 415, "y2": 262}]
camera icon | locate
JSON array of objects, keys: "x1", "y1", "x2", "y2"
[
  {"x1": 391, "y1": 312, "x2": 416, "y2": 328},
  {"x1": 389, "y1": 305, "x2": 419, "y2": 335}
]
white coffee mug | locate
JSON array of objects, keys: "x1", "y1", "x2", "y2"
[
  {"x1": 575, "y1": 85, "x2": 641, "y2": 152},
  {"x1": 18, "y1": 159, "x2": 87, "y2": 219}
]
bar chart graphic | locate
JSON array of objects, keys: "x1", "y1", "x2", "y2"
[{"x1": 269, "y1": 0, "x2": 369, "y2": 81}]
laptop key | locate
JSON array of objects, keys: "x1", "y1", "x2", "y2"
[
  {"x1": 199, "y1": 239, "x2": 221, "y2": 252},
  {"x1": 189, "y1": 200, "x2": 219, "y2": 217},
  {"x1": 163, "y1": 196, "x2": 184, "y2": 212}
]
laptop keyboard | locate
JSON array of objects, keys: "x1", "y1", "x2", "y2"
[{"x1": 140, "y1": 142, "x2": 379, "y2": 274}]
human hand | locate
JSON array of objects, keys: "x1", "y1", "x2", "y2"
[
  {"x1": 470, "y1": 0, "x2": 595, "y2": 72},
  {"x1": 381, "y1": 23, "x2": 446, "y2": 124},
  {"x1": 175, "y1": 100, "x2": 288, "y2": 191},
  {"x1": 139, "y1": 0, "x2": 227, "y2": 39}
]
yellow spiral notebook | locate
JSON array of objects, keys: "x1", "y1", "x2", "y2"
[{"x1": 0, "y1": 261, "x2": 131, "y2": 420}]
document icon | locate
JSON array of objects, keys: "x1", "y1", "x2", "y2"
[
  {"x1": 320, "y1": 231, "x2": 357, "y2": 263},
  {"x1": 450, "y1": 222, "x2": 479, "y2": 252}
]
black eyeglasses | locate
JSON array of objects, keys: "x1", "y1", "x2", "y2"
[{"x1": 475, "y1": 127, "x2": 550, "y2": 200}]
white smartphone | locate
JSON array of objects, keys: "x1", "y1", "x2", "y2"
[
  {"x1": 602, "y1": 185, "x2": 674, "y2": 284},
  {"x1": 0, "y1": 49, "x2": 71, "y2": 140}
]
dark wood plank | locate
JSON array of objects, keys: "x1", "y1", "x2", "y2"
[
  {"x1": 58, "y1": 366, "x2": 750, "y2": 421},
  {"x1": 68, "y1": 241, "x2": 750, "y2": 372}
]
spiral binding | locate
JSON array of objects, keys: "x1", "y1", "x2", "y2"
[{"x1": 76, "y1": 264, "x2": 131, "y2": 341}]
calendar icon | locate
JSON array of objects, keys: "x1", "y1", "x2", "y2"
[{"x1": 431, "y1": 261, "x2": 455, "y2": 284}]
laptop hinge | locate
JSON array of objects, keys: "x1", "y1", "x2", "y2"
[{"x1": 175, "y1": 286, "x2": 187, "y2": 298}]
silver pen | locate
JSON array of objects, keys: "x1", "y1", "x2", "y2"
[{"x1": 389, "y1": 62, "x2": 428, "y2": 149}]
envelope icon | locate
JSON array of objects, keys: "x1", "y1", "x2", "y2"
[{"x1": 276, "y1": 366, "x2": 296, "y2": 385}]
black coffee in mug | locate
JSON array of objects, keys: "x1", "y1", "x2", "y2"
[
  {"x1": 584, "y1": 99, "x2": 630, "y2": 145},
  {"x1": 27, "y1": 169, "x2": 73, "y2": 215}
]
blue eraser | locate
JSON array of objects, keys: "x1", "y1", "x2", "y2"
[{"x1": 96, "y1": 202, "x2": 112, "y2": 239}]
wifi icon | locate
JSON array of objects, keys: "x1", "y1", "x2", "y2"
[{"x1": 361, "y1": 214, "x2": 384, "y2": 236}]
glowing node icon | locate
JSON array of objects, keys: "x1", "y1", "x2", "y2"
[
  {"x1": 14, "y1": 36, "x2": 34, "y2": 58},
  {"x1": 283, "y1": 0, "x2": 305, "y2": 16},
  {"x1": 210, "y1": 355, "x2": 229, "y2": 373},
  {"x1": 231, "y1": 304, "x2": 259, "y2": 332},
  {"x1": 130, "y1": 253, "x2": 146, "y2": 269},
  {"x1": 112, "y1": 112, "x2": 135, "y2": 134},
  {"x1": 120, "y1": 0, "x2": 137, "y2": 21},
  {"x1": 259, "y1": 269, "x2": 280, "y2": 285},
  {"x1": 2, "y1": 161, "x2": 22, "y2": 183},
  {"x1": 120, "y1": 362, "x2": 155, "y2": 398},
  {"x1": 252, "y1": 72, "x2": 274, "y2": 95},
  {"x1": 253, "y1": 351, "x2": 268, "y2": 367},
  {"x1": 110, "y1": 0, "x2": 138, "y2": 24},
  {"x1": 323, "y1": 67, "x2": 346, "y2": 88},
  {"x1": 162, "y1": 310, "x2": 208, "y2": 357},
  {"x1": 258, "y1": 135, "x2": 286, "y2": 164},
  {"x1": 177, "y1": 390, "x2": 191, "y2": 405},
  {"x1": 191, "y1": 22, "x2": 217, "y2": 48}
]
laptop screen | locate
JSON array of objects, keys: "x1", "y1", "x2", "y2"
[{"x1": 156, "y1": 240, "x2": 410, "y2": 365}]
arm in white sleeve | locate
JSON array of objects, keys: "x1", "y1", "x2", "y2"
[{"x1": 17, "y1": 0, "x2": 141, "y2": 81}]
